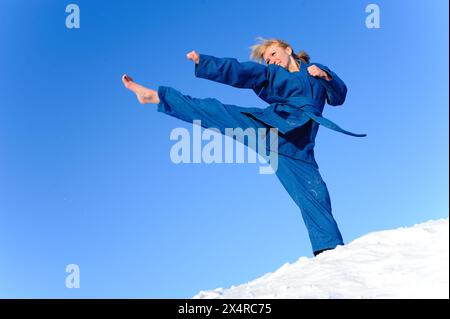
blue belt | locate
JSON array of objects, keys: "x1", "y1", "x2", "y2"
[{"x1": 242, "y1": 96, "x2": 367, "y2": 138}]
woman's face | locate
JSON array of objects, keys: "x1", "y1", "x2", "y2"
[{"x1": 263, "y1": 44, "x2": 293, "y2": 69}]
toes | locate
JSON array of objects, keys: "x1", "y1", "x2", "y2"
[
  {"x1": 123, "y1": 78, "x2": 137, "y2": 90},
  {"x1": 122, "y1": 74, "x2": 134, "y2": 84}
]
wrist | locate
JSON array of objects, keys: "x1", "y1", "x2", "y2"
[{"x1": 323, "y1": 72, "x2": 332, "y2": 81}]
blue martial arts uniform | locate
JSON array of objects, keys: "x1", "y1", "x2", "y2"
[{"x1": 156, "y1": 54, "x2": 366, "y2": 255}]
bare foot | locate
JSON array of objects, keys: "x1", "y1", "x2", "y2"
[{"x1": 122, "y1": 74, "x2": 160, "y2": 104}]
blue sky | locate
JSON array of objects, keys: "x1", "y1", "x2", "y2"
[{"x1": 0, "y1": 0, "x2": 448, "y2": 298}]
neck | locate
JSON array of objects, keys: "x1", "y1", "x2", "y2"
[{"x1": 288, "y1": 56, "x2": 300, "y2": 72}]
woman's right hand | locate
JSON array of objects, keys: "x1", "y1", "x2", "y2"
[{"x1": 186, "y1": 50, "x2": 200, "y2": 64}]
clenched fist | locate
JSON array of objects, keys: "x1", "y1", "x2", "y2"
[
  {"x1": 307, "y1": 65, "x2": 332, "y2": 81},
  {"x1": 186, "y1": 50, "x2": 200, "y2": 64}
]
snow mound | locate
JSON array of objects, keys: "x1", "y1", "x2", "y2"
[{"x1": 193, "y1": 218, "x2": 449, "y2": 299}]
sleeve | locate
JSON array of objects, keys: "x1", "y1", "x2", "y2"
[
  {"x1": 195, "y1": 54, "x2": 268, "y2": 92},
  {"x1": 313, "y1": 63, "x2": 347, "y2": 106}
]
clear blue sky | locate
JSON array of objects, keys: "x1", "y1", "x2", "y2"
[{"x1": 0, "y1": 0, "x2": 448, "y2": 298}]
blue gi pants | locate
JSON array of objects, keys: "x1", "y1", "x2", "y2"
[{"x1": 157, "y1": 86, "x2": 344, "y2": 254}]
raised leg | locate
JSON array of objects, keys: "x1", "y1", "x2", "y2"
[{"x1": 156, "y1": 86, "x2": 272, "y2": 153}]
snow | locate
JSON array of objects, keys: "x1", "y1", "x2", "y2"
[{"x1": 193, "y1": 218, "x2": 449, "y2": 299}]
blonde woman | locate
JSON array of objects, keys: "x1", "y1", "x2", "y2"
[{"x1": 122, "y1": 38, "x2": 365, "y2": 256}]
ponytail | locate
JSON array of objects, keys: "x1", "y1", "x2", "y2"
[{"x1": 295, "y1": 50, "x2": 310, "y2": 64}]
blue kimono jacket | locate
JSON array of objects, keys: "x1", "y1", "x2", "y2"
[{"x1": 194, "y1": 54, "x2": 365, "y2": 166}]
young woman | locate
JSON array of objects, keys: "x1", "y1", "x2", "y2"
[{"x1": 122, "y1": 38, "x2": 365, "y2": 256}]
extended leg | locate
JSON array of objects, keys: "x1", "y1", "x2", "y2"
[
  {"x1": 122, "y1": 75, "x2": 271, "y2": 151},
  {"x1": 157, "y1": 86, "x2": 271, "y2": 152},
  {"x1": 275, "y1": 155, "x2": 344, "y2": 255}
]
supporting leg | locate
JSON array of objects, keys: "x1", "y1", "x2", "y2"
[{"x1": 275, "y1": 155, "x2": 344, "y2": 255}]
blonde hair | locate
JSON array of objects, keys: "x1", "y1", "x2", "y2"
[{"x1": 250, "y1": 37, "x2": 310, "y2": 64}]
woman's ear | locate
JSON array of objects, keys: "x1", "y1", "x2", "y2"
[{"x1": 285, "y1": 46, "x2": 293, "y2": 55}]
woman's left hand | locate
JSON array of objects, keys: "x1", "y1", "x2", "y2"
[
  {"x1": 307, "y1": 65, "x2": 332, "y2": 81},
  {"x1": 186, "y1": 50, "x2": 200, "y2": 64}
]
